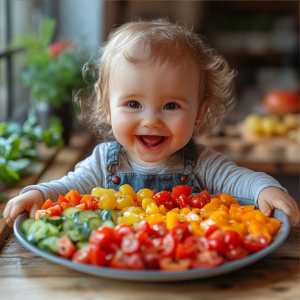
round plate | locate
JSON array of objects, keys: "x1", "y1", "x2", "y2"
[{"x1": 14, "y1": 198, "x2": 290, "y2": 281}]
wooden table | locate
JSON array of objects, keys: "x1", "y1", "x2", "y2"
[{"x1": 0, "y1": 228, "x2": 299, "y2": 300}]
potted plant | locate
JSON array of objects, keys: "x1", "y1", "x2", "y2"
[{"x1": 9, "y1": 18, "x2": 87, "y2": 144}]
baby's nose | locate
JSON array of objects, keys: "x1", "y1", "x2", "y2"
[{"x1": 140, "y1": 112, "x2": 163, "y2": 128}]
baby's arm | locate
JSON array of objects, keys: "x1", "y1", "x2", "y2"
[
  {"x1": 258, "y1": 187, "x2": 299, "y2": 227},
  {"x1": 196, "y1": 145, "x2": 299, "y2": 226},
  {"x1": 3, "y1": 190, "x2": 44, "y2": 228},
  {"x1": 3, "y1": 143, "x2": 107, "y2": 228}
]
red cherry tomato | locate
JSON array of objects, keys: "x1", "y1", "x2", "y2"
[
  {"x1": 57, "y1": 236, "x2": 76, "y2": 258},
  {"x1": 189, "y1": 194, "x2": 207, "y2": 209},
  {"x1": 223, "y1": 230, "x2": 242, "y2": 250},
  {"x1": 243, "y1": 233, "x2": 270, "y2": 253},
  {"x1": 135, "y1": 220, "x2": 151, "y2": 235},
  {"x1": 88, "y1": 244, "x2": 106, "y2": 266},
  {"x1": 225, "y1": 246, "x2": 249, "y2": 261},
  {"x1": 153, "y1": 190, "x2": 174, "y2": 207},
  {"x1": 160, "y1": 234, "x2": 177, "y2": 258},
  {"x1": 110, "y1": 250, "x2": 130, "y2": 269},
  {"x1": 178, "y1": 194, "x2": 189, "y2": 209},
  {"x1": 48, "y1": 204, "x2": 62, "y2": 217},
  {"x1": 207, "y1": 230, "x2": 225, "y2": 255},
  {"x1": 89, "y1": 226, "x2": 116, "y2": 251},
  {"x1": 72, "y1": 245, "x2": 90, "y2": 264},
  {"x1": 152, "y1": 237, "x2": 163, "y2": 249},
  {"x1": 141, "y1": 247, "x2": 159, "y2": 270},
  {"x1": 214, "y1": 191, "x2": 221, "y2": 198},
  {"x1": 121, "y1": 233, "x2": 140, "y2": 255},
  {"x1": 172, "y1": 185, "x2": 192, "y2": 200},
  {"x1": 176, "y1": 243, "x2": 195, "y2": 260},
  {"x1": 115, "y1": 223, "x2": 134, "y2": 239},
  {"x1": 170, "y1": 223, "x2": 191, "y2": 242},
  {"x1": 128, "y1": 253, "x2": 145, "y2": 270},
  {"x1": 150, "y1": 222, "x2": 168, "y2": 238},
  {"x1": 41, "y1": 199, "x2": 55, "y2": 210},
  {"x1": 191, "y1": 250, "x2": 224, "y2": 269},
  {"x1": 199, "y1": 190, "x2": 212, "y2": 202},
  {"x1": 159, "y1": 257, "x2": 192, "y2": 271},
  {"x1": 184, "y1": 236, "x2": 208, "y2": 252},
  {"x1": 204, "y1": 224, "x2": 219, "y2": 238}
]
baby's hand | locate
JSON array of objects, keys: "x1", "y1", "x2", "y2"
[
  {"x1": 258, "y1": 187, "x2": 300, "y2": 227},
  {"x1": 3, "y1": 190, "x2": 44, "y2": 228}
]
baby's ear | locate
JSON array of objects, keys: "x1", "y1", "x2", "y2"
[{"x1": 195, "y1": 100, "x2": 209, "y2": 127}]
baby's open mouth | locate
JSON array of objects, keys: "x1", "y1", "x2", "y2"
[{"x1": 138, "y1": 135, "x2": 166, "y2": 147}]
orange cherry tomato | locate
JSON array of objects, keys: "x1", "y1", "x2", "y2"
[
  {"x1": 41, "y1": 199, "x2": 55, "y2": 210},
  {"x1": 69, "y1": 189, "x2": 82, "y2": 206}
]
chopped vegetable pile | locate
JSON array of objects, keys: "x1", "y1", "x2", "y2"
[{"x1": 20, "y1": 184, "x2": 281, "y2": 271}]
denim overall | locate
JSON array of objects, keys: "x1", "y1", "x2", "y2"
[{"x1": 105, "y1": 139, "x2": 199, "y2": 193}]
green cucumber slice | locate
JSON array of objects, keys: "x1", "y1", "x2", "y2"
[
  {"x1": 46, "y1": 223, "x2": 59, "y2": 236},
  {"x1": 62, "y1": 207, "x2": 81, "y2": 221},
  {"x1": 20, "y1": 218, "x2": 35, "y2": 235},
  {"x1": 94, "y1": 208, "x2": 103, "y2": 217},
  {"x1": 102, "y1": 220, "x2": 115, "y2": 228},
  {"x1": 88, "y1": 218, "x2": 102, "y2": 230},
  {"x1": 26, "y1": 220, "x2": 49, "y2": 244},
  {"x1": 72, "y1": 209, "x2": 99, "y2": 225},
  {"x1": 76, "y1": 241, "x2": 89, "y2": 249},
  {"x1": 100, "y1": 209, "x2": 119, "y2": 225},
  {"x1": 67, "y1": 227, "x2": 87, "y2": 242},
  {"x1": 37, "y1": 236, "x2": 60, "y2": 254},
  {"x1": 62, "y1": 219, "x2": 76, "y2": 231},
  {"x1": 40, "y1": 216, "x2": 63, "y2": 226}
]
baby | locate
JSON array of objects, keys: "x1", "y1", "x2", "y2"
[{"x1": 4, "y1": 19, "x2": 299, "y2": 227}]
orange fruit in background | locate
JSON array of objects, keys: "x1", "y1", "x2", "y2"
[{"x1": 263, "y1": 90, "x2": 300, "y2": 114}]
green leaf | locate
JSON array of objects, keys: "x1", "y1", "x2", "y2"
[
  {"x1": 0, "y1": 193, "x2": 9, "y2": 203},
  {"x1": 0, "y1": 164, "x2": 20, "y2": 185}
]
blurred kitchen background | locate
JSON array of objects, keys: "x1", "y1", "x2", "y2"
[{"x1": 0, "y1": 1, "x2": 299, "y2": 205}]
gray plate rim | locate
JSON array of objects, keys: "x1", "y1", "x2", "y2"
[{"x1": 13, "y1": 197, "x2": 290, "y2": 281}]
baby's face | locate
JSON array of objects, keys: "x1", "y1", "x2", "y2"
[{"x1": 108, "y1": 57, "x2": 200, "y2": 166}]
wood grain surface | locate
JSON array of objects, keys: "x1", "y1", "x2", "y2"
[{"x1": 0, "y1": 228, "x2": 299, "y2": 300}]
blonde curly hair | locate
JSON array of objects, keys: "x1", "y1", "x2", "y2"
[{"x1": 74, "y1": 18, "x2": 236, "y2": 141}]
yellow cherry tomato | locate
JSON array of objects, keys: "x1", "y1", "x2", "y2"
[
  {"x1": 159, "y1": 205, "x2": 167, "y2": 215},
  {"x1": 98, "y1": 194, "x2": 116, "y2": 210},
  {"x1": 145, "y1": 203, "x2": 160, "y2": 215},
  {"x1": 137, "y1": 189, "x2": 154, "y2": 203},
  {"x1": 116, "y1": 194, "x2": 134, "y2": 209},
  {"x1": 119, "y1": 184, "x2": 136, "y2": 199},
  {"x1": 142, "y1": 198, "x2": 156, "y2": 211},
  {"x1": 92, "y1": 187, "x2": 116, "y2": 199}
]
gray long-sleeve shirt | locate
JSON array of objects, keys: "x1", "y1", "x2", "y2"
[{"x1": 20, "y1": 141, "x2": 287, "y2": 204}]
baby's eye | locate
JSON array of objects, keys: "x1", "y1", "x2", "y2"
[
  {"x1": 164, "y1": 102, "x2": 179, "y2": 110},
  {"x1": 128, "y1": 101, "x2": 142, "y2": 109}
]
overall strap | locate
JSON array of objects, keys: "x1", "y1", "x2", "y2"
[
  {"x1": 182, "y1": 138, "x2": 196, "y2": 171},
  {"x1": 106, "y1": 140, "x2": 122, "y2": 169}
]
